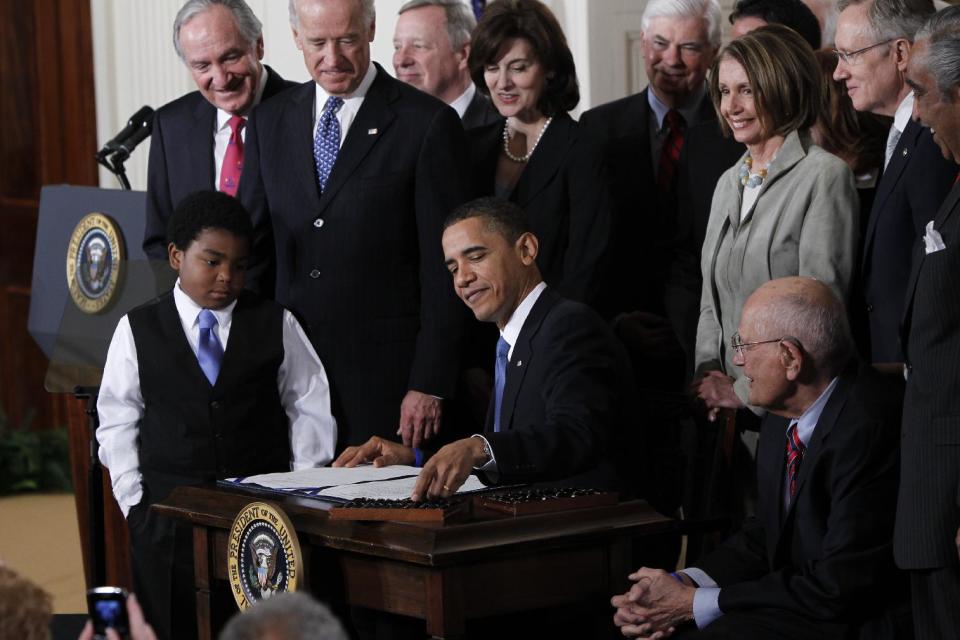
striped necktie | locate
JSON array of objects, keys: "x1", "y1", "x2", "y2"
[{"x1": 785, "y1": 421, "x2": 805, "y2": 504}]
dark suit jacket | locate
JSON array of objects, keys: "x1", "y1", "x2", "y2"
[
  {"x1": 143, "y1": 66, "x2": 294, "y2": 260},
  {"x1": 858, "y1": 119, "x2": 957, "y2": 363},
  {"x1": 478, "y1": 287, "x2": 641, "y2": 494},
  {"x1": 469, "y1": 113, "x2": 611, "y2": 303},
  {"x1": 895, "y1": 180, "x2": 960, "y2": 569},
  {"x1": 696, "y1": 364, "x2": 904, "y2": 635},
  {"x1": 461, "y1": 89, "x2": 500, "y2": 130},
  {"x1": 238, "y1": 64, "x2": 471, "y2": 447}
]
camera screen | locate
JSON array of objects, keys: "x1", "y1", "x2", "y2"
[{"x1": 95, "y1": 600, "x2": 122, "y2": 624}]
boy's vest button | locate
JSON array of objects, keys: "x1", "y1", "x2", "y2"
[
  {"x1": 210, "y1": 401, "x2": 220, "y2": 409},
  {"x1": 309, "y1": 270, "x2": 321, "y2": 279}
]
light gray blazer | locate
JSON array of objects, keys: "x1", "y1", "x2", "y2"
[{"x1": 695, "y1": 129, "x2": 859, "y2": 404}]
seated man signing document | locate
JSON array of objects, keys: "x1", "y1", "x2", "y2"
[{"x1": 334, "y1": 197, "x2": 641, "y2": 500}]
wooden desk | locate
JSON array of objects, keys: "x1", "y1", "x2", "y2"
[{"x1": 154, "y1": 486, "x2": 674, "y2": 639}]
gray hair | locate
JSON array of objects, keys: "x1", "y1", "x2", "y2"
[
  {"x1": 289, "y1": 0, "x2": 376, "y2": 30},
  {"x1": 399, "y1": 0, "x2": 477, "y2": 50},
  {"x1": 915, "y1": 5, "x2": 960, "y2": 98},
  {"x1": 218, "y1": 593, "x2": 348, "y2": 640},
  {"x1": 641, "y1": 0, "x2": 723, "y2": 49},
  {"x1": 749, "y1": 280, "x2": 854, "y2": 378},
  {"x1": 174, "y1": 0, "x2": 262, "y2": 61},
  {"x1": 836, "y1": 0, "x2": 936, "y2": 42}
]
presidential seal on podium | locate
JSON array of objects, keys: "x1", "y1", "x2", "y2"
[
  {"x1": 227, "y1": 501, "x2": 302, "y2": 610},
  {"x1": 66, "y1": 212, "x2": 124, "y2": 314}
]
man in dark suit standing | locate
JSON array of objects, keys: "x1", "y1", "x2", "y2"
[
  {"x1": 240, "y1": 0, "x2": 471, "y2": 450},
  {"x1": 392, "y1": 0, "x2": 500, "y2": 129},
  {"x1": 613, "y1": 277, "x2": 905, "y2": 639},
  {"x1": 833, "y1": 0, "x2": 956, "y2": 366},
  {"x1": 334, "y1": 197, "x2": 638, "y2": 500},
  {"x1": 143, "y1": 0, "x2": 295, "y2": 262},
  {"x1": 580, "y1": 0, "x2": 743, "y2": 368},
  {"x1": 898, "y1": 10, "x2": 960, "y2": 638}
]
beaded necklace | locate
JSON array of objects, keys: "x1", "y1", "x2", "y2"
[
  {"x1": 503, "y1": 117, "x2": 553, "y2": 163},
  {"x1": 738, "y1": 155, "x2": 768, "y2": 188}
]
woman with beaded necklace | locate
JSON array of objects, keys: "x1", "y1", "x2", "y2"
[
  {"x1": 692, "y1": 25, "x2": 859, "y2": 427},
  {"x1": 466, "y1": 0, "x2": 610, "y2": 303}
]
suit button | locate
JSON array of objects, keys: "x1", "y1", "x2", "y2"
[
  {"x1": 866, "y1": 304, "x2": 874, "y2": 313},
  {"x1": 210, "y1": 401, "x2": 220, "y2": 409},
  {"x1": 309, "y1": 269, "x2": 321, "y2": 279},
  {"x1": 314, "y1": 218, "x2": 324, "y2": 228}
]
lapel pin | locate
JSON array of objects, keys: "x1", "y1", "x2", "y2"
[
  {"x1": 902, "y1": 148, "x2": 908, "y2": 156},
  {"x1": 367, "y1": 128, "x2": 378, "y2": 135},
  {"x1": 516, "y1": 360, "x2": 522, "y2": 367}
]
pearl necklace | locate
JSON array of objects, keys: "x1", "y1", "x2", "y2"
[
  {"x1": 738, "y1": 154, "x2": 768, "y2": 188},
  {"x1": 502, "y1": 117, "x2": 553, "y2": 163}
]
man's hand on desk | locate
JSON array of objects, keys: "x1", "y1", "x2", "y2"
[
  {"x1": 411, "y1": 437, "x2": 488, "y2": 502},
  {"x1": 398, "y1": 390, "x2": 443, "y2": 449},
  {"x1": 332, "y1": 436, "x2": 415, "y2": 468}
]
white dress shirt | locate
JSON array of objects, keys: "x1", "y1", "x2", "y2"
[
  {"x1": 474, "y1": 281, "x2": 548, "y2": 474},
  {"x1": 884, "y1": 92, "x2": 915, "y2": 169},
  {"x1": 97, "y1": 281, "x2": 337, "y2": 517},
  {"x1": 685, "y1": 377, "x2": 840, "y2": 629},
  {"x1": 312, "y1": 63, "x2": 377, "y2": 147},
  {"x1": 213, "y1": 65, "x2": 269, "y2": 189},
  {"x1": 449, "y1": 83, "x2": 478, "y2": 119}
]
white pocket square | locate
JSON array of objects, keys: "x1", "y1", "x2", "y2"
[{"x1": 924, "y1": 220, "x2": 947, "y2": 254}]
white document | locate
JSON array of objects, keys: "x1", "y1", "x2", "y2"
[
  {"x1": 225, "y1": 465, "x2": 422, "y2": 490},
  {"x1": 317, "y1": 474, "x2": 488, "y2": 501}
]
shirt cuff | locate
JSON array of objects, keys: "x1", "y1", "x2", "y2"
[
  {"x1": 111, "y1": 470, "x2": 143, "y2": 519},
  {"x1": 682, "y1": 567, "x2": 717, "y2": 588},
  {"x1": 693, "y1": 587, "x2": 723, "y2": 629}
]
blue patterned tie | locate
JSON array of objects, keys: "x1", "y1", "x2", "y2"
[
  {"x1": 197, "y1": 309, "x2": 224, "y2": 386},
  {"x1": 493, "y1": 337, "x2": 510, "y2": 432},
  {"x1": 314, "y1": 96, "x2": 344, "y2": 193}
]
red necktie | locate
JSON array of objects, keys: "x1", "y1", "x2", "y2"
[
  {"x1": 657, "y1": 109, "x2": 686, "y2": 197},
  {"x1": 954, "y1": 170, "x2": 960, "y2": 185},
  {"x1": 219, "y1": 115, "x2": 245, "y2": 197},
  {"x1": 785, "y1": 422, "x2": 805, "y2": 503}
]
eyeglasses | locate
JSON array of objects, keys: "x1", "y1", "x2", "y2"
[
  {"x1": 833, "y1": 39, "x2": 893, "y2": 65},
  {"x1": 730, "y1": 332, "x2": 795, "y2": 356}
]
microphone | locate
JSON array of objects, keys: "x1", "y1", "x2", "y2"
[
  {"x1": 96, "y1": 106, "x2": 154, "y2": 161},
  {"x1": 111, "y1": 112, "x2": 155, "y2": 162}
]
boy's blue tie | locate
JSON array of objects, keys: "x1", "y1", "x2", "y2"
[
  {"x1": 493, "y1": 337, "x2": 510, "y2": 432},
  {"x1": 197, "y1": 309, "x2": 224, "y2": 385}
]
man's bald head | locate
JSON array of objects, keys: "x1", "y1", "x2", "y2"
[{"x1": 742, "y1": 277, "x2": 853, "y2": 378}]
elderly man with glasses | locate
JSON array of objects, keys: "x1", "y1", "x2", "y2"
[
  {"x1": 612, "y1": 276, "x2": 908, "y2": 639},
  {"x1": 833, "y1": 0, "x2": 956, "y2": 369}
]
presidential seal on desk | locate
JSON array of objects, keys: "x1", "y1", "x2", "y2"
[
  {"x1": 66, "y1": 212, "x2": 124, "y2": 314},
  {"x1": 227, "y1": 501, "x2": 302, "y2": 610}
]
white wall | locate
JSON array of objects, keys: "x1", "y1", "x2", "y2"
[{"x1": 91, "y1": 0, "x2": 739, "y2": 190}]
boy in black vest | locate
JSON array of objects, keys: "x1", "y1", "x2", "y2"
[{"x1": 97, "y1": 190, "x2": 337, "y2": 640}]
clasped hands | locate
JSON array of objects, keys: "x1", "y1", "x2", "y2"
[
  {"x1": 691, "y1": 370, "x2": 743, "y2": 422},
  {"x1": 333, "y1": 435, "x2": 487, "y2": 501},
  {"x1": 611, "y1": 568, "x2": 696, "y2": 639}
]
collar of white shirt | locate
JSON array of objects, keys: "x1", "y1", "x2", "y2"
[
  {"x1": 499, "y1": 281, "x2": 547, "y2": 360},
  {"x1": 790, "y1": 376, "x2": 840, "y2": 448},
  {"x1": 312, "y1": 62, "x2": 378, "y2": 132},
  {"x1": 215, "y1": 63, "x2": 269, "y2": 133},
  {"x1": 892, "y1": 91, "x2": 915, "y2": 139},
  {"x1": 449, "y1": 82, "x2": 477, "y2": 119},
  {"x1": 173, "y1": 278, "x2": 237, "y2": 336}
]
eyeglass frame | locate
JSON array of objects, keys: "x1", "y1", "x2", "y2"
[
  {"x1": 833, "y1": 39, "x2": 894, "y2": 65},
  {"x1": 729, "y1": 332, "x2": 801, "y2": 357}
]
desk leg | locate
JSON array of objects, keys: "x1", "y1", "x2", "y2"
[
  {"x1": 425, "y1": 569, "x2": 465, "y2": 640},
  {"x1": 193, "y1": 525, "x2": 213, "y2": 640}
]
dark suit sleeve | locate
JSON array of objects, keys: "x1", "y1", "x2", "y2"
[
  {"x1": 908, "y1": 131, "x2": 958, "y2": 237},
  {"x1": 144, "y1": 113, "x2": 172, "y2": 261},
  {"x1": 482, "y1": 311, "x2": 617, "y2": 484},
  {"x1": 705, "y1": 411, "x2": 900, "y2": 620},
  {"x1": 236, "y1": 111, "x2": 275, "y2": 297},
  {"x1": 694, "y1": 517, "x2": 773, "y2": 585},
  {"x1": 560, "y1": 135, "x2": 612, "y2": 303},
  {"x1": 408, "y1": 106, "x2": 472, "y2": 397}
]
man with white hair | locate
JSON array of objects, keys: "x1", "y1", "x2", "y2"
[
  {"x1": 833, "y1": 0, "x2": 956, "y2": 367},
  {"x1": 143, "y1": 0, "x2": 295, "y2": 263},
  {"x1": 898, "y1": 7, "x2": 960, "y2": 637},
  {"x1": 392, "y1": 0, "x2": 499, "y2": 128},
  {"x1": 239, "y1": 0, "x2": 471, "y2": 454},
  {"x1": 612, "y1": 277, "x2": 906, "y2": 639}
]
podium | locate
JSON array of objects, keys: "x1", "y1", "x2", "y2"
[
  {"x1": 27, "y1": 185, "x2": 169, "y2": 590},
  {"x1": 155, "y1": 485, "x2": 674, "y2": 639}
]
